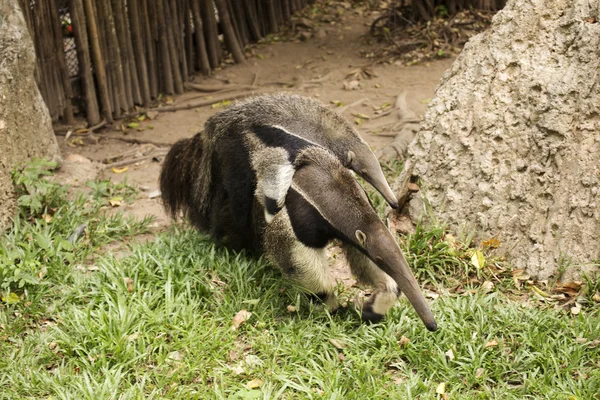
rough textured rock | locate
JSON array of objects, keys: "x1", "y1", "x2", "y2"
[
  {"x1": 0, "y1": 1, "x2": 61, "y2": 230},
  {"x1": 407, "y1": 0, "x2": 600, "y2": 280}
]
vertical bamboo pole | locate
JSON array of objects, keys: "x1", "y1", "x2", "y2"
[
  {"x1": 142, "y1": 0, "x2": 159, "y2": 98},
  {"x1": 97, "y1": 0, "x2": 122, "y2": 117},
  {"x1": 266, "y1": 0, "x2": 278, "y2": 33},
  {"x1": 117, "y1": 0, "x2": 143, "y2": 105},
  {"x1": 243, "y1": 0, "x2": 262, "y2": 41},
  {"x1": 128, "y1": 0, "x2": 152, "y2": 106},
  {"x1": 110, "y1": 0, "x2": 134, "y2": 109},
  {"x1": 190, "y1": 0, "x2": 211, "y2": 75},
  {"x1": 156, "y1": 0, "x2": 175, "y2": 94},
  {"x1": 83, "y1": 0, "x2": 112, "y2": 122},
  {"x1": 170, "y1": 0, "x2": 188, "y2": 81},
  {"x1": 69, "y1": 0, "x2": 100, "y2": 125},
  {"x1": 184, "y1": 0, "x2": 195, "y2": 75},
  {"x1": 200, "y1": 0, "x2": 222, "y2": 68},
  {"x1": 214, "y1": 0, "x2": 245, "y2": 63},
  {"x1": 164, "y1": 0, "x2": 184, "y2": 93},
  {"x1": 229, "y1": 0, "x2": 248, "y2": 47}
]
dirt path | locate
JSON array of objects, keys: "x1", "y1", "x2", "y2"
[{"x1": 57, "y1": 10, "x2": 454, "y2": 233}]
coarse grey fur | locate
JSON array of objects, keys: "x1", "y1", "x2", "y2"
[
  {"x1": 261, "y1": 146, "x2": 437, "y2": 330},
  {"x1": 160, "y1": 126, "x2": 436, "y2": 329},
  {"x1": 204, "y1": 93, "x2": 399, "y2": 218}
]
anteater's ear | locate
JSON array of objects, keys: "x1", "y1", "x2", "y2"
[
  {"x1": 355, "y1": 229, "x2": 367, "y2": 246},
  {"x1": 347, "y1": 150, "x2": 355, "y2": 164}
]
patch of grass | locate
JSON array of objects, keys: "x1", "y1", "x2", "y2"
[
  {"x1": 1, "y1": 227, "x2": 598, "y2": 399},
  {"x1": 0, "y1": 158, "x2": 151, "y2": 364},
  {"x1": 1, "y1": 160, "x2": 599, "y2": 399}
]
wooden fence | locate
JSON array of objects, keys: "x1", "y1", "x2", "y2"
[{"x1": 18, "y1": 0, "x2": 315, "y2": 127}]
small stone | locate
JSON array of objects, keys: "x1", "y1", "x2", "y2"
[
  {"x1": 299, "y1": 31, "x2": 312, "y2": 41},
  {"x1": 316, "y1": 29, "x2": 327, "y2": 39},
  {"x1": 148, "y1": 190, "x2": 162, "y2": 199},
  {"x1": 343, "y1": 80, "x2": 360, "y2": 90},
  {"x1": 64, "y1": 154, "x2": 91, "y2": 163}
]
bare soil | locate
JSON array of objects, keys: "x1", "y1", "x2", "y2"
[{"x1": 56, "y1": 10, "x2": 454, "y2": 279}]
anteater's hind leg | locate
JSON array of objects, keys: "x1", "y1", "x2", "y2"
[
  {"x1": 343, "y1": 244, "x2": 399, "y2": 323},
  {"x1": 263, "y1": 210, "x2": 338, "y2": 311}
]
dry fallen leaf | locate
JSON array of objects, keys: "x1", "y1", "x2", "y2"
[
  {"x1": 563, "y1": 281, "x2": 583, "y2": 289},
  {"x1": 246, "y1": 379, "x2": 263, "y2": 389},
  {"x1": 407, "y1": 182, "x2": 420, "y2": 192},
  {"x1": 555, "y1": 281, "x2": 584, "y2": 297},
  {"x1": 109, "y1": 196, "x2": 123, "y2": 207},
  {"x1": 482, "y1": 237, "x2": 501, "y2": 248},
  {"x1": 230, "y1": 364, "x2": 244, "y2": 375},
  {"x1": 531, "y1": 285, "x2": 551, "y2": 298},
  {"x1": 231, "y1": 309, "x2": 252, "y2": 330},
  {"x1": 352, "y1": 112, "x2": 370, "y2": 119},
  {"x1": 124, "y1": 277, "x2": 134, "y2": 293},
  {"x1": 167, "y1": 350, "x2": 183, "y2": 364},
  {"x1": 398, "y1": 336, "x2": 410, "y2": 346},
  {"x1": 512, "y1": 269, "x2": 530, "y2": 288},
  {"x1": 112, "y1": 166, "x2": 129, "y2": 174},
  {"x1": 244, "y1": 354, "x2": 263, "y2": 368},
  {"x1": 436, "y1": 382, "x2": 446, "y2": 395},
  {"x1": 485, "y1": 339, "x2": 499, "y2": 348},
  {"x1": 146, "y1": 110, "x2": 159, "y2": 120},
  {"x1": 1, "y1": 293, "x2": 20, "y2": 304},
  {"x1": 588, "y1": 340, "x2": 600, "y2": 348},
  {"x1": 481, "y1": 281, "x2": 494, "y2": 294},
  {"x1": 328, "y1": 338, "x2": 346, "y2": 350}
]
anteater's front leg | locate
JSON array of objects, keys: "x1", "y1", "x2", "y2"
[
  {"x1": 344, "y1": 244, "x2": 399, "y2": 323},
  {"x1": 263, "y1": 210, "x2": 339, "y2": 311}
]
